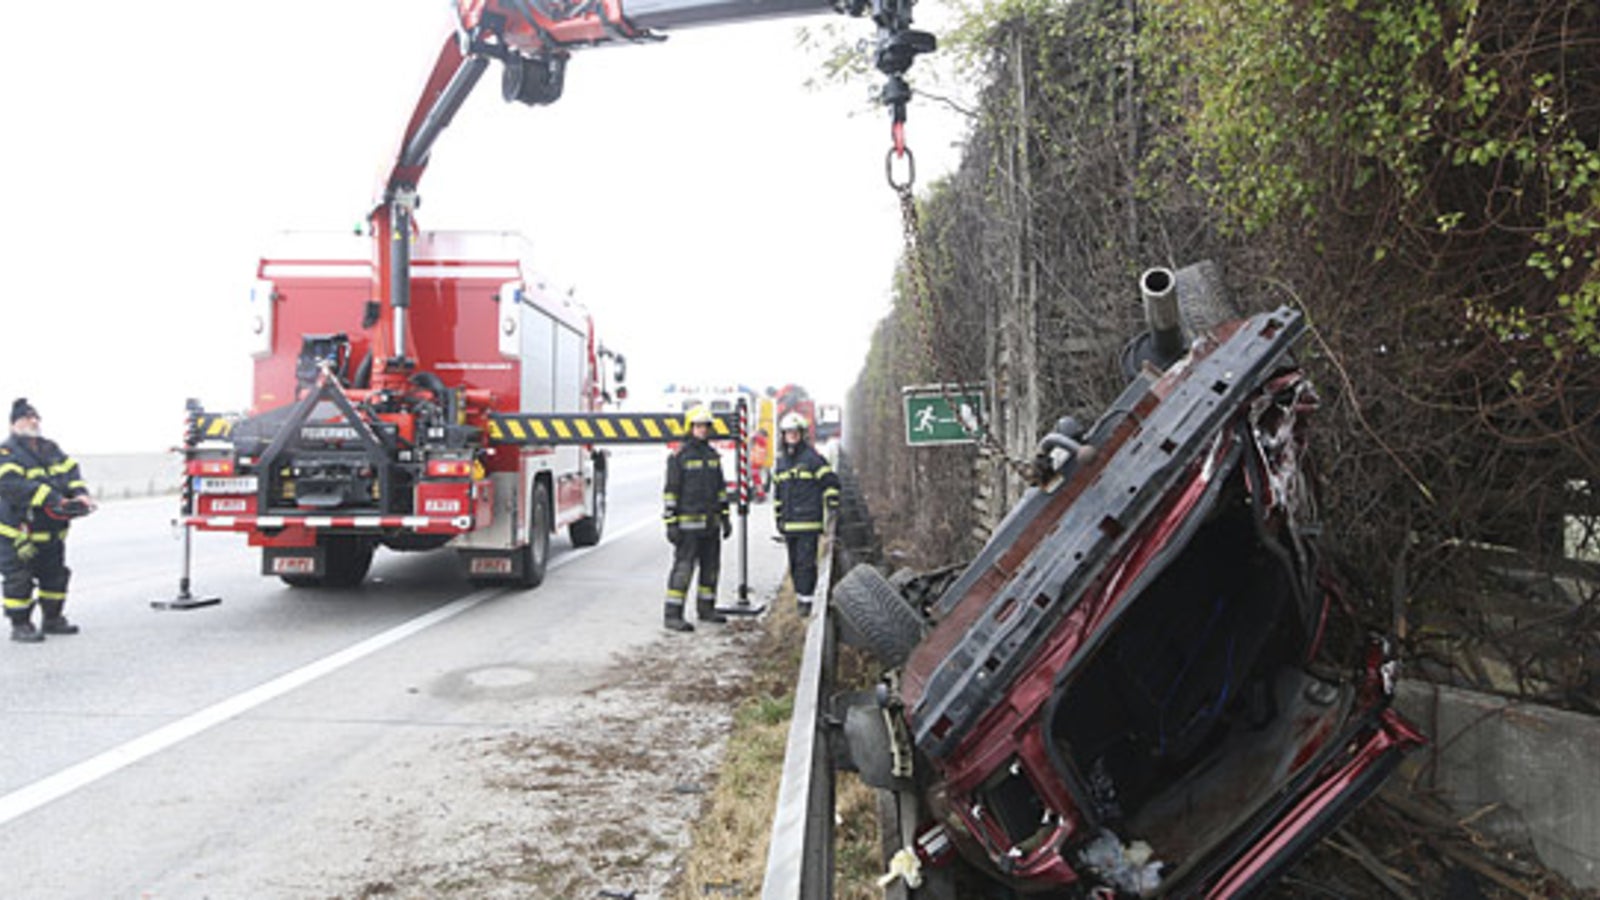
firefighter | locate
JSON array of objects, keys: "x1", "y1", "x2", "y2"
[
  {"x1": 2, "y1": 399, "x2": 96, "y2": 643},
  {"x1": 662, "y1": 406, "x2": 732, "y2": 633},
  {"x1": 773, "y1": 411, "x2": 840, "y2": 617}
]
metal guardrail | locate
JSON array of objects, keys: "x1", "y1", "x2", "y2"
[{"x1": 761, "y1": 532, "x2": 837, "y2": 899}]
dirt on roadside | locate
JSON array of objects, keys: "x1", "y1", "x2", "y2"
[{"x1": 330, "y1": 616, "x2": 767, "y2": 900}]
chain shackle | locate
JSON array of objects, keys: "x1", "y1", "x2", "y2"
[{"x1": 886, "y1": 144, "x2": 916, "y2": 191}]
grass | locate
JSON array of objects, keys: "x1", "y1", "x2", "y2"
[{"x1": 670, "y1": 582, "x2": 888, "y2": 899}]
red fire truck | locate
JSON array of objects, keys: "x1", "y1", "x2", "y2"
[
  {"x1": 180, "y1": 0, "x2": 930, "y2": 592},
  {"x1": 186, "y1": 230, "x2": 625, "y2": 588}
]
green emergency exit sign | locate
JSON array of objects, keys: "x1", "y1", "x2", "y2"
[{"x1": 903, "y1": 385, "x2": 986, "y2": 446}]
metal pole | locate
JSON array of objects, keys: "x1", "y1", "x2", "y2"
[
  {"x1": 152, "y1": 402, "x2": 221, "y2": 610},
  {"x1": 737, "y1": 397, "x2": 751, "y2": 604}
]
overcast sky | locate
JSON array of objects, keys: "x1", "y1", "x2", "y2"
[{"x1": 0, "y1": 1, "x2": 966, "y2": 455}]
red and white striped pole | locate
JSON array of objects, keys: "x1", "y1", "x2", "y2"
[{"x1": 737, "y1": 397, "x2": 751, "y2": 604}]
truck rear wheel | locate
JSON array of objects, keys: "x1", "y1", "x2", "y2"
[
  {"x1": 324, "y1": 535, "x2": 376, "y2": 587},
  {"x1": 518, "y1": 483, "x2": 551, "y2": 589},
  {"x1": 568, "y1": 470, "x2": 606, "y2": 547}
]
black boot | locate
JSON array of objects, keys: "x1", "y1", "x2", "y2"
[
  {"x1": 697, "y1": 601, "x2": 727, "y2": 625},
  {"x1": 9, "y1": 615, "x2": 44, "y2": 644},
  {"x1": 40, "y1": 600, "x2": 79, "y2": 636},
  {"x1": 664, "y1": 603, "x2": 694, "y2": 633}
]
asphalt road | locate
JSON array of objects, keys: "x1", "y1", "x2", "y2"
[{"x1": 0, "y1": 446, "x2": 779, "y2": 898}]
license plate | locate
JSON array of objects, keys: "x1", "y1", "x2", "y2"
[
  {"x1": 271, "y1": 556, "x2": 316, "y2": 574},
  {"x1": 196, "y1": 476, "x2": 259, "y2": 494},
  {"x1": 469, "y1": 557, "x2": 512, "y2": 574}
]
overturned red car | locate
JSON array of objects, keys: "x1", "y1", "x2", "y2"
[{"x1": 833, "y1": 270, "x2": 1423, "y2": 897}]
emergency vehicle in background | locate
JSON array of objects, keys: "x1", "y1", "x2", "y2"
[
  {"x1": 814, "y1": 401, "x2": 843, "y2": 444},
  {"x1": 772, "y1": 383, "x2": 817, "y2": 435},
  {"x1": 186, "y1": 231, "x2": 622, "y2": 588}
]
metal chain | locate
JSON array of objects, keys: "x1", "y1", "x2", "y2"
[{"x1": 891, "y1": 161, "x2": 1039, "y2": 485}]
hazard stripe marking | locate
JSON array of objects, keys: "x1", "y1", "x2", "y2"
[{"x1": 485, "y1": 413, "x2": 741, "y2": 445}]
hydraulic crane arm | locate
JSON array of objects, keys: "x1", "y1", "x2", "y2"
[{"x1": 368, "y1": 0, "x2": 933, "y2": 380}]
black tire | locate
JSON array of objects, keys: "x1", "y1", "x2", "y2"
[
  {"x1": 323, "y1": 535, "x2": 376, "y2": 588},
  {"x1": 519, "y1": 482, "x2": 552, "y2": 589},
  {"x1": 568, "y1": 469, "x2": 605, "y2": 547},
  {"x1": 841, "y1": 698, "x2": 903, "y2": 790},
  {"x1": 280, "y1": 574, "x2": 321, "y2": 589},
  {"x1": 1175, "y1": 259, "x2": 1243, "y2": 336},
  {"x1": 831, "y1": 563, "x2": 926, "y2": 669}
]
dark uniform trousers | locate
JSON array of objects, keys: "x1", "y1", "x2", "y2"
[
  {"x1": 667, "y1": 528, "x2": 722, "y2": 610},
  {"x1": 1, "y1": 533, "x2": 69, "y2": 621},
  {"x1": 785, "y1": 532, "x2": 821, "y2": 597}
]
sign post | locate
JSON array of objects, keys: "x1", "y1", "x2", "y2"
[{"x1": 903, "y1": 385, "x2": 987, "y2": 447}]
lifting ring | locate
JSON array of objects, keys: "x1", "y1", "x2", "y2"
[{"x1": 885, "y1": 146, "x2": 916, "y2": 191}]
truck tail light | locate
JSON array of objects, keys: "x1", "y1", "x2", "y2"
[
  {"x1": 426, "y1": 459, "x2": 472, "y2": 478},
  {"x1": 187, "y1": 458, "x2": 235, "y2": 477}
]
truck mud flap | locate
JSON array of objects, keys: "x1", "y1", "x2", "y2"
[
  {"x1": 263, "y1": 546, "x2": 324, "y2": 577},
  {"x1": 459, "y1": 549, "x2": 526, "y2": 580}
]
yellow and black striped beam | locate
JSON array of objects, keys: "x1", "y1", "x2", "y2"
[
  {"x1": 190, "y1": 414, "x2": 236, "y2": 439},
  {"x1": 487, "y1": 412, "x2": 739, "y2": 445}
]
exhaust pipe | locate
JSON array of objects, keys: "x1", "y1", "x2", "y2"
[
  {"x1": 1118, "y1": 266, "x2": 1189, "y2": 378},
  {"x1": 1140, "y1": 267, "x2": 1185, "y2": 362}
]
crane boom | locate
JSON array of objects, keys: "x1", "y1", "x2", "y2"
[{"x1": 366, "y1": 0, "x2": 932, "y2": 384}]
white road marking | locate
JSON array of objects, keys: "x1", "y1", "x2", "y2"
[{"x1": 0, "y1": 515, "x2": 656, "y2": 826}]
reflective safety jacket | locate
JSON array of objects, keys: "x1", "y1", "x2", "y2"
[
  {"x1": 663, "y1": 438, "x2": 728, "y2": 532},
  {"x1": 774, "y1": 440, "x2": 840, "y2": 534},
  {"x1": 0, "y1": 434, "x2": 88, "y2": 544}
]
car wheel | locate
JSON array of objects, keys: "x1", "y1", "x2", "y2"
[
  {"x1": 1175, "y1": 259, "x2": 1243, "y2": 336},
  {"x1": 839, "y1": 694, "x2": 904, "y2": 791},
  {"x1": 831, "y1": 563, "x2": 926, "y2": 669}
]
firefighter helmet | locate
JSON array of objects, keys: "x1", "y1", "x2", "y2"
[
  {"x1": 779, "y1": 412, "x2": 808, "y2": 434},
  {"x1": 685, "y1": 405, "x2": 716, "y2": 429}
]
